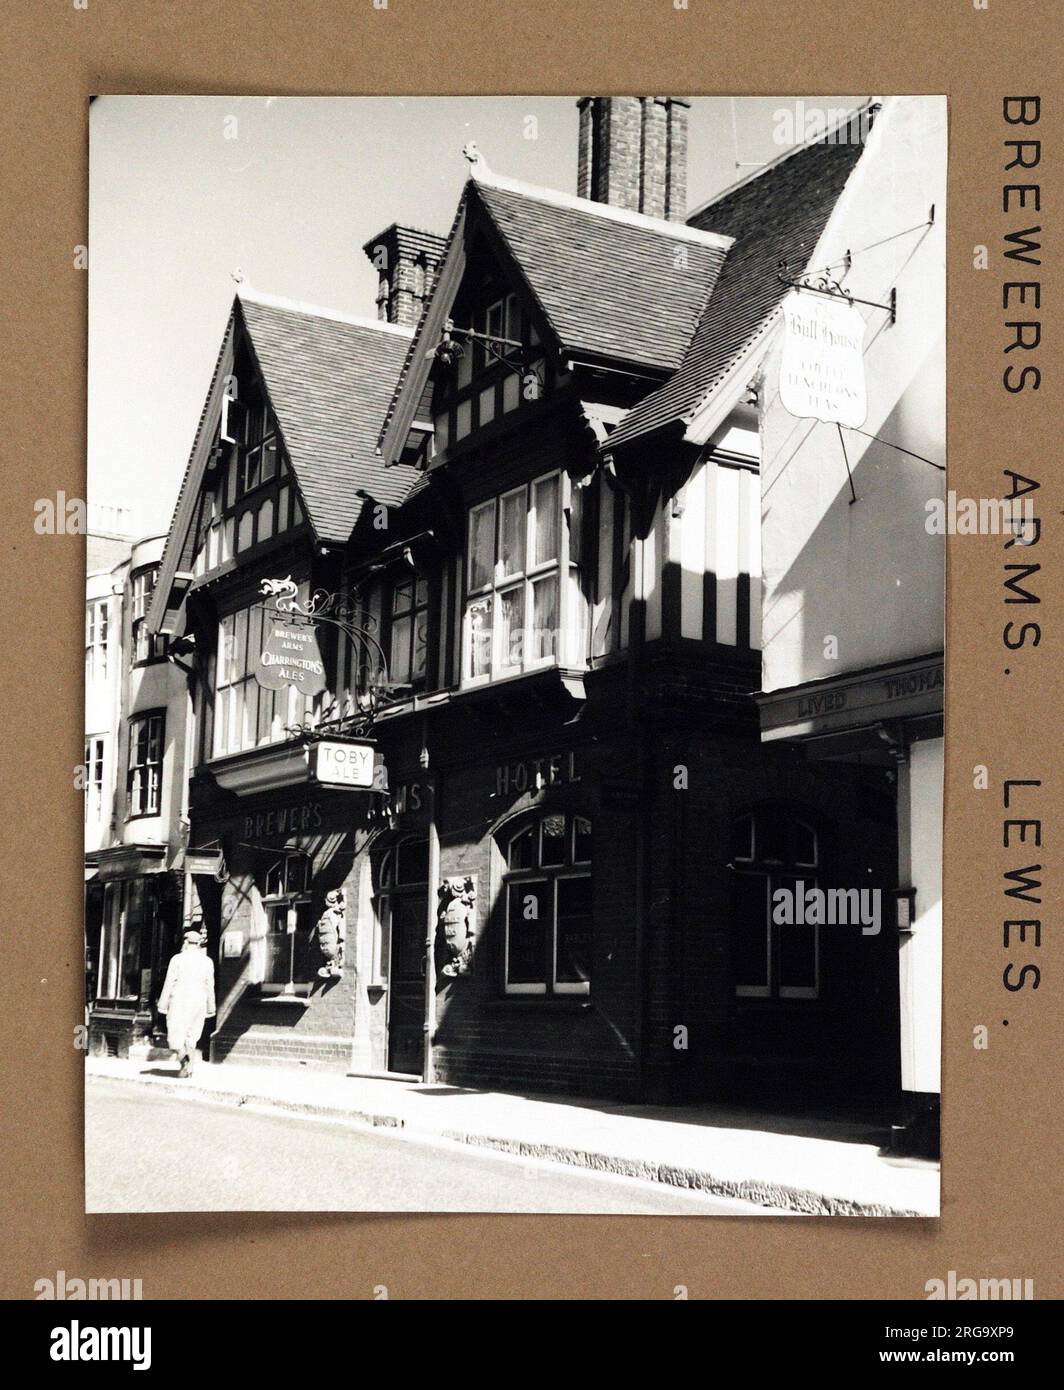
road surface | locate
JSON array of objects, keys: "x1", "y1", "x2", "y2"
[{"x1": 86, "y1": 1079, "x2": 775, "y2": 1215}]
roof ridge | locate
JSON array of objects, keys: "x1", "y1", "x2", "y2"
[
  {"x1": 238, "y1": 290, "x2": 414, "y2": 337},
  {"x1": 472, "y1": 169, "x2": 734, "y2": 251},
  {"x1": 685, "y1": 98, "x2": 879, "y2": 223}
]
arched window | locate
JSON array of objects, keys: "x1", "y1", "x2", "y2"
[
  {"x1": 731, "y1": 807, "x2": 819, "y2": 1000},
  {"x1": 501, "y1": 812, "x2": 592, "y2": 996}
]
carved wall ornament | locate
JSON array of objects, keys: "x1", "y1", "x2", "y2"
[{"x1": 435, "y1": 875, "x2": 477, "y2": 978}]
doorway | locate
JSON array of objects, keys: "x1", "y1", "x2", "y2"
[
  {"x1": 261, "y1": 853, "x2": 314, "y2": 995},
  {"x1": 374, "y1": 837, "x2": 428, "y2": 1075}
]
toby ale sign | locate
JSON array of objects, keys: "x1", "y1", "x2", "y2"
[{"x1": 310, "y1": 740, "x2": 376, "y2": 789}]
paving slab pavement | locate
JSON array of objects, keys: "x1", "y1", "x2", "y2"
[{"x1": 85, "y1": 1055, "x2": 939, "y2": 1217}]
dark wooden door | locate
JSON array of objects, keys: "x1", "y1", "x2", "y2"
[{"x1": 387, "y1": 894, "x2": 427, "y2": 1075}]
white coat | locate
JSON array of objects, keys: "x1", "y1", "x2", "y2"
[{"x1": 158, "y1": 946, "x2": 216, "y2": 1055}]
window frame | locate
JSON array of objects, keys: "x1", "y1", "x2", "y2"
[
  {"x1": 193, "y1": 382, "x2": 304, "y2": 582},
  {"x1": 96, "y1": 877, "x2": 157, "y2": 1005},
  {"x1": 127, "y1": 710, "x2": 165, "y2": 820},
  {"x1": 387, "y1": 570, "x2": 430, "y2": 695},
  {"x1": 84, "y1": 734, "x2": 107, "y2": 824},
  {"x1": 257, "y1": 853, "x2": 314, "y2": 995},
  {"x1": 501, "y1": 812, "x2": 592, "y2": 997},
  {"x1": 462, "y1": 468, "x2": 582, "y2": 687},
  {"x1": 85, "y1": 598, "x2": 110, "y2": 683},
  {"x1": 208, "y1": 584, "x2": 320, "y2": 761},
  {"x1": 129, "y1": 564, "x2": 166, "y2": 666},
  {"x1": 731, "y1": 810, "x2": 821, "y2": 1001},
  {"x1": 431, "y1": 289, "x2": 546, "y2": 456}
]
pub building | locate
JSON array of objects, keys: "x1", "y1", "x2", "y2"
[{"x1": 147, "y1": 98, "x2": 905, "y2": 1105}]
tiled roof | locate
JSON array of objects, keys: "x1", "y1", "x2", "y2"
[
  {"x1": 475, "y1": 179, "x2": 730, "y2": 372},
  {"x1": 239, "y1": 296, "x2": 419, "y2": 545},
  {"x1": 604, "y1": 115, "x2": 871, "y2": 452}
]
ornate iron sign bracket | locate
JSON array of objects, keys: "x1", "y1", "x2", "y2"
[{"x1": 258, "y1": 577, "x2": 392, "y2": 741}]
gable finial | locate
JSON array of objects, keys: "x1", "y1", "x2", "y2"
[
  {"x1": 462, "y1": 142, "x2": 490, "y2": 179},
  {"x1": 230, "y1": 266, "x2": 245, "y2": 285}
]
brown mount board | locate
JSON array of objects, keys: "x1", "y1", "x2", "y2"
[{"x1": 0, "y1": 0, "x2": 1060, "y2": 1301}]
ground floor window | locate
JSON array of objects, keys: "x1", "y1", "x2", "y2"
[
  {"x1": 96, "y1": 878, "x2": 158, "y2": 1003},
  {"x1": 502, "y1": 812, "x2": 592, "y2": 995},
  {"x1": 260, "y1": 853, "x2": 314, "y2": 994},
  {"x1": 731, "y1": 808, "x2": 819, "y2": 1000}
]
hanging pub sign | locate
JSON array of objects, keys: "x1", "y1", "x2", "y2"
[
  {"x1": 255, "y1": 578, "x2": 327, "y2": 696},
  {"x1": 310, "y1": 740, "x2": 376, "y2": 789},
  {"x1": 779, "y1": 288, "x2": 868, "y2": 429}
]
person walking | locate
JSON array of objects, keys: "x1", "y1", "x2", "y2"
[{"x1": 158, "y1": 924, "x2": 216, "y2": 1077}]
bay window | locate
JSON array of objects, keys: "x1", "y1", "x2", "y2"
[
  {"x1": 463, "y1": 470, "x2": 585, "y2": 684},
  {"x1": 130, "y1": 565, "x2": 165, "y2": 664},
  {"x1": 128, "y1": 712, "x2": 164, "y2": 817}
]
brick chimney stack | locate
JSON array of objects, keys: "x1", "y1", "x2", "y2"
[
  {"x1": 576, "y1": 97, "x2": 689, "y2": 222},
  {"x1": 362, "y1": 224, "x2": 448, "y2": 329}
]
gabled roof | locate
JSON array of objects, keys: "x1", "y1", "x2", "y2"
[
  {"x1": 377, "y1": 171, "x2": 732, "y2": 465},
  {"x1": 148, "y1": 294, "x2": 416, "y2": 632},
  {"x1": 474, "y1": 176, "x2": 731, "y2": 371},
  {"x1": 238, "y1": 295, "x2": 416, "y2": 543},
  {"x1": 604, "y1": 106, "x2": 874, "y2": 454}
]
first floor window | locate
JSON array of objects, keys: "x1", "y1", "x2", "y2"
[
  {"x1": 210, "y1": 592, "x2": 313, "y2": 758},
  {"x1": 84, "y1": 735, "x2": 106, "y2": 823},
  {"x1": 503, "y1": 812, "x2": 592, "y2": 995},
  {"x1": 388, "y1": 573, "x2": 428, "y2": 691},
  {"x1": 464, "y1": 470, "x2": 586, "y2": 684},
  {"x1": 731, "y1": 809, "x2": 819, "y2": 1000},
  {"x1": 128, "y1": 713, "x2": 164, "y2": 817},
  {"x1": 85, "y1": 598, "x2": 110, "y2": 682}
]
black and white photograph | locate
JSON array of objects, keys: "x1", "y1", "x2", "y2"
[{"x1": 83, "y1": 93, "x2": 946, "y2": 1216}]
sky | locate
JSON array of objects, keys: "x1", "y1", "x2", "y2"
[{"x1": 88, "y1": 95, "x2": 864, "y2": 538}]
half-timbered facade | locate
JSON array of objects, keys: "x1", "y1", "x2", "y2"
[{"x1": 147, "y1": 97, "x2": 905, "y2": 1105}]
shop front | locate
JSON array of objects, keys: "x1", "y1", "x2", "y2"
[
  {"x1": 187, "y1": 755, "x2": 380, "y2": 1071},
  {"x1": 85, "y1": 847, "x2": 184, "y2": 1058},
  {"x1": 759, "y1": 651, "x2": 944, "y2": 1129}
]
